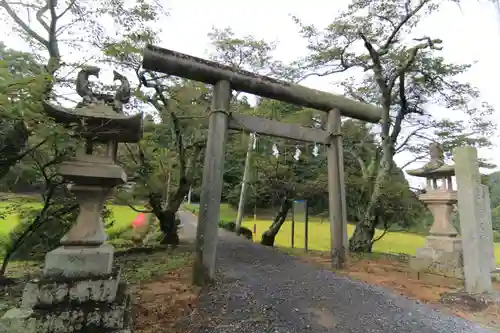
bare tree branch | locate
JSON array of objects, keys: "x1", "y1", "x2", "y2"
[
  {"x1": 36, "y1": 1, "x2": 50, "y2": 32},
  {"x1": 127, "y1": 203, "x2": 152, "y2": 214},
  {"x1": 378, "y1": 0, "x2": 430, "y2": 55},
  {"x1": 400, "y1": 154, "x2": 427, "y2": 170},
  {"x1": 0, "y1": 0, "x2": 49, "y2": 47}
]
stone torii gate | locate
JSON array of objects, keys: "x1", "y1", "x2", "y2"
[{"x1": 142, "y1": 44, "x2": 383, "y2": 285}]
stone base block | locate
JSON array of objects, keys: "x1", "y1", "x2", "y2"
[
  {"x1": 410, "y1": 236, "x2": 464, "y2": 278},
  {"x1": 424, "y1": 236, "x2": 462, "y2": 253},
  {"x1": 21, "y1": 265, "x2": 121, "y2": 310},
  {"x1": 409, "y1": 256, "x2": 464, "y2": 278},
  {"x1": 415, "y1": 247, "x2": 463, "y2": 267},
  {"x1": 0, "y1": 281, "x2": 132, "y2": 333},
  {"x1": 43, "y1": 244, "x2": 114, "y2": 278}
]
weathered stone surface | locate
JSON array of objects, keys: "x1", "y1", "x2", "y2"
[
  {"x1": 43, "y1": 244, "x2": 114, "y2": 278},
  {"x1": 60, "y1": 184, "x2": 112, "y2": 246},
  {"x1": 411, "y1": 234, "x2": 464, "y2": 279},
  {"x1": 424, "y1": 236, "x2": 462, "y2": 254},
  {"x1": 476, "y1": 184, "x2": 496, "y2": 271},
  {"x1": 22, "y1": 266, "x2": 121, "y2": 309},
  {"x1": 69, "y1": 277, "x2": 120, "y2": 303},
  {"x1": 21, "y1": 282, "x2": 40, "y2": 310},
  {"x1": 2, "y1": 282, "x2": 131, "y2": 333},
  {"x1": 454, "y1": 146, "x2": 493, "y2": 293},
  {"x1": 409, "y1": 256, "x2": 464, "y2": 279},
  {"x1": 409, "y1": 256, "x2": 432, "y2": 271},
  {"x1": 0, "y1": 308, "x2": 36, "y2": 333},
  {"x1": 419, "y1": 191, "x2": 458, "y2": 237},
  {"x1": 58, "y1": 160, "x2": 127, "y2": 187}
]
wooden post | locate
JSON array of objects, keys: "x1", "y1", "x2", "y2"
[
  {"x1": 304, "y1": 200, "x2": 309, "y2": 252},
  {"x1": 291, "y1": 201, "x2": 295, "y2": 248},
  {"x1": 327, "y1": 109, "x2": 347, "y2": 269},
  {"x1": 235, "y1": 133, "x2": 255, "y2": 234},
  {"x1": 193, "y1": 80, "x2": 231, "y2": 286}
]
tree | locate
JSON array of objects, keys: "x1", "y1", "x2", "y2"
[
  {"x1": 293, "y1": 0, "x2": 496, "y2": 252},
  {"x1": 119, "y1": 78, "x2": 210, "y2": 246},
  {"x1": 0, "y1": 43, "x2": 49, "y2": 180},
  {"x1": 0, "y1": 0, "x2": 167, "y2": 177}
]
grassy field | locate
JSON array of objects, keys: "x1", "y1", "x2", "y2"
[
  {"x1": 242, "y1": 220, "x2": 428, "y2": 255},
  {"x1": 0, "y1": 201, "x2": 141, "y2": 240},
  {"x1": 186, "y1": 203, "x2": 500, "y2": 264}
]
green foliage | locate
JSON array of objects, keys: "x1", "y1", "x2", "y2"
[
  {"x1": 0, "y1": 43, "x2": 46, "y2": 117},
  {"x1": 0, "y1": 43, "x2": 49, "y2": 180},
  {"x1": 5, "y1": 202, "x2": 76, "y2": 259},
  {"x1": 485, "y1": 171, "x2": 500, "y2": 236},
  {"x1": 487, "y1": 171, "x2": 500, "y2": 209}
]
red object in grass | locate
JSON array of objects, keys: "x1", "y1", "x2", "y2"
[{"x1": 131, "y1": 213, "x2": 146, "y2": 229}]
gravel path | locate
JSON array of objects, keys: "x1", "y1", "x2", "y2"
[{"x1": 179, "y1": 211, "x2": 494, "y2": 333}]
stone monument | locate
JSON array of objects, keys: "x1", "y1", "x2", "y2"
[
  {"x1": 454, "y1": 147, "x2": 494, "y2": 294},
  {"x1": 0, "y1": 67, "x2": 142, "y2": 333},
  {"x1": 408, "y1": 143, "x2": 464, "y2": 278}
]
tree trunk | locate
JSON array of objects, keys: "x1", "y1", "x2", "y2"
[
  {"x1": 348, "y1": 218, "x2": 377, "y2": 252},
  {"x1": 261, "y1": 197, "x2": 292, "y2": 247},
  {"x1": 148, "y1": 176, "x2": 191, "y2": 247},
  {"x1": 348, "y1": 148, "x2": 391, "y2": 253},
  {"x1": 158, "y1": 209, "x2": 179, "y2": 246}
]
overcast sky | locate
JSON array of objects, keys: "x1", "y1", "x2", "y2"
[{"x1": 2, "y1": 0, "x2": 500, "y2": 188}]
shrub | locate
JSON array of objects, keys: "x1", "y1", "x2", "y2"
[
  {"x1": 107, "y1": 238, "x2": 135, "y2": 249},
  {"x1": 494, "y1": 230, "x2": 500, "y2": 243},
  {"x1": 218, "y1": 220, "x2": 252, "y2": 240}
]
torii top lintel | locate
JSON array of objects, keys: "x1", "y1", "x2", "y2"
[{"x1": 142, "y1": 44, "x2": 382, "y2": 123}]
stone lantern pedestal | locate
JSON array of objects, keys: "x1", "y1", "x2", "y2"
[
  {"x1": 407, "y1": 143, "x2": 465, "y2": 278},
  {"x1": 410, "y1": 189, "x2": 464, "y2": 278}
]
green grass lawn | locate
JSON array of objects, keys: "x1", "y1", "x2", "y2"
[
  {"x1": 242, "y1": 220, "x2": 428, "y2": 255},
  {"x1": 184, "y1": 203, "x2": 500, "y2": 264},
  {"x1": 0, "y1": 201, "x2": 141, "y2": 239}
]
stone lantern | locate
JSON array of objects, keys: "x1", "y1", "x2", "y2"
[
  {"x1": 407, "y1": 143, "x2": 463, "y2": 278},
  {"x1": 0, "y1": 67, "x2": 143, "y2": 333}
]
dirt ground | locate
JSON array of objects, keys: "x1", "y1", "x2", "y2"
[
  {"x1": 0, "y1": 246, "x2": 200, "y2": 333},
  {"x1": 4, "y1": 244, "x2": 500, "y2": 332},
  {"x1": 131, "y1": 267, "x2": 200, "y2": 333},
  {"x1": 286, "y1": 249, "x2": 500, "y2": 331}
]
